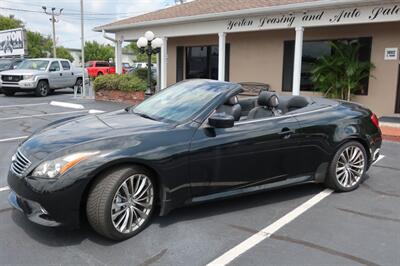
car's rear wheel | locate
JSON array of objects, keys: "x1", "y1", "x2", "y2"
[
  {"x1": 35, "y1": 80, "x2": 49, "y2": 97},
  {"x1": 325, "y1": 141, "x2": 367, "y2": 192},
  {"x1": 3, "y1": 90, "x2": 15, "y2": 96},
  {"x1": 86, "y1": 166, "x2": 155, "y2": 241}
]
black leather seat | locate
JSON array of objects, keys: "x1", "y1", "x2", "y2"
[
  {"x1": 247, "y1": 91, "x2": 280, "y2": 120},
  {"x1": 286, "y1": 96, "x2": 309, "y2": 112},
  {"x1": 216, "y1": 96, "x2": 242, "y2": 121}
]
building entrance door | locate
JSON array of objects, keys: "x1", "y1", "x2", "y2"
[{"x1": 396, "y1": 65, "x2": 400, "y2": 114}]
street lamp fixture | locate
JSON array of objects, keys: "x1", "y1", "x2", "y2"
[{"x1": 137, "y1": 31, "x2": 163, "y2": 96}]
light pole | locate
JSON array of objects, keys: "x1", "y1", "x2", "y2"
[
  {"x1": 137, "y1": 31, "x2": 163, "y2": 96},
  {"x1": 80, "y1": 0, "x2": 86, "y2": 97},
  {"x1": 42, "y1": 6, "x2": 63, "y2": 58}
]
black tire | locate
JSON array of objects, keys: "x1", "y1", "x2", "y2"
[
  {"x1": 75, "y1": 78, "x2": 83, "y2": 93},
  {"x1": 3, "y1": 90, "x2": 15, "y2": 96},
  {"x1": 325, "y1": 141, "x2": 367, "y2": 192},
  {"x1": 86, "y1": 165, "x2": 156, "y2": 241},
  {"x1": 35, "y1": 80, "x2": 49, "y2": 97}
]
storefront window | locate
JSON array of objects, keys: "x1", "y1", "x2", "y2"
[
  {"x1": 184, "y1": 45, "x2": 230, "y2": 81},
  {"x1": 186, "y1": 46, "x2": 211, "y2": 79},
  {"x1": 282, "y1": 37, "x2": 372, "y2": 95}
]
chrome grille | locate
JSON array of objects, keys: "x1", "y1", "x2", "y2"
[
  {"x1": 1, "y1": 75, "x2": 23, "y2": 82},
  {"x1": 11, "y1": 150, "x2": 31, "y2": 177}
]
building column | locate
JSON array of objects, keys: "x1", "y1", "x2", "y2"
[
  {"x1": 292, "y1": 27, "x2": 304, "y2": 96},
  {"x1": 161, "y1": 37, "x2": 168, "y2": 90},
  {"x1": 115, "y1": 39, "x2": 123, "y2": 74},
  {"x1": 218, "y1": 32, "x2": 226, "y2": 81}
]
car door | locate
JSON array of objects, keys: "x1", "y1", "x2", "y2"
[
  {"x1": 188, "y1": 115, "x2": 301, "y2": 198},
  {"x1": 60, "y1": 60, "x2": 74, "y2": 87},
  {"x1": 48, "y1": 61, "x2": 62, "y2": 88},
  {"x1": 290, "y1": 105, "x2": 338, "y2": 178}
]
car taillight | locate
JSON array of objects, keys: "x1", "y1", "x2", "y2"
[{"x1": 370, "y1": 113, "x2": 379, "y2": 128}]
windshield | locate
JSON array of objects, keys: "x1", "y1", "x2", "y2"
[
  {"x1": 0, "y1": 60, "x2": 12, "y2": 70},
  {"x1": 133, "y1": 80, "x2": 227, "y2": 123},
  {"x1": 18, "y1": 60, "x2": 49, "y2": 71}
]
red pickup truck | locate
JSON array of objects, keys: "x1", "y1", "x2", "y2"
[{"x1": 85, "y1": 61, "x2": 126, "y2": 78}]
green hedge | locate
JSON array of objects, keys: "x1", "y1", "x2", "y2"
[{"x1": 93, "y1": 74, "x2": 147, "y2": 92}]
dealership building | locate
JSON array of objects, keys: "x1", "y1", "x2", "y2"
[{"x1": 96, "y1": 0, "x2": 400, "y2": 116}]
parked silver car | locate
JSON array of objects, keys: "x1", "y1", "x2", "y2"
[{"x1": 0, "y1": 58, "x2": 87, "y2": 97}]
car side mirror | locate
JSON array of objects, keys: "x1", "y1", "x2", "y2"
[
  {"x1": 49, "y1": 67, "x2": 57, "y2": 72},
  {"x1": 208, "y1": 113, "x2": 235, "y2": 128}
]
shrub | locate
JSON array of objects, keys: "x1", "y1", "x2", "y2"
[
  {"x1": 133, "y1": 68, "x2": 157, "y2": 86},
  {"x1": 93, "y1": 74, "x2": 147, "y2": 92},
  {"x1": 118, "y1": 75, "x2": 147, "y2": 92}
]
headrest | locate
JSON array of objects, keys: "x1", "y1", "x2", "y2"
[
  {"x1": 258, "y1": 91, "x2": 279, "y2": 108},
  {"x1": 225, "y1": 96, "x2": 239, "y2": 106},
  {"x1": 287, "y1": 96, "x2": 309, "y2": 108}
]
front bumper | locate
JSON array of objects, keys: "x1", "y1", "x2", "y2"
[
  {"x1": 7, "y1": 170, "x2": 89, "y2": 228},
  {"x1": 0, "y1": 80, "x2": 38, "y2": 90},
  {"x1": 8, "y1": 191, "x2": 61, "y2": 227}
]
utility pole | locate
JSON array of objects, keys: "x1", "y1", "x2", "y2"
[{"x1": 42, "y1": 6, "x2": 63, "y2": 58}]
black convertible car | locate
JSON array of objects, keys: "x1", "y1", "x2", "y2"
[{"x1": 8, "y1": 79, "x2": 382, "y2": 240}]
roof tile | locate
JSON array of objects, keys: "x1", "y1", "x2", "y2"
[{"x1": 100, "y1": 0, "x2": 317, "y2": 29}]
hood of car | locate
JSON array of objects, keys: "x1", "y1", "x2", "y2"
[
  {"x1": 1, "y1": 69, "x2": 44, "y2": 76},
  {"x1": 19, "y1": 110, "x2": 170, "y2": 162}
]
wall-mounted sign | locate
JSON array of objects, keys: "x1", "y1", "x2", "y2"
[
  {"x1": 226, "y1": 4, "x2": 400, "y2": 32},
  {"x1": 385, "y1": 48, "x2": 399, "y2": 61},
  {"x1": 0, "y1": 28, "x2": 26, "y2": 57}
]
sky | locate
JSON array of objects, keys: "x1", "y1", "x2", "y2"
[{"x1": 0, "y1": 0, "x2": 176, "y2": 48}]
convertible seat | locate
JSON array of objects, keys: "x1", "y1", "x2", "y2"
[
  {"x1": 216, "y1": 96, "x2": 242, "y2": 121},
  {"x1": 286, "y1": 96, "x2": 309, "y2": 112},
  {"x1": 247, "y1": 91, "x2": 280, "y2": 120}
]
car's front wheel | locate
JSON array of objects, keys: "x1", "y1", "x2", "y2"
[
  {"x1": 325, "y1": 141, "x2": 367, "y2": 192},
  {"x1": 86, "y1": 166, "x2": 156, "y2": 240},
  {"x1": 35, "y1": 80, "x2": 49, "y2": 97}
]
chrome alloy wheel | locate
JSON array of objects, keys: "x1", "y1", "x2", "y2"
[
  {"x1": 111, "y1": 174, "x2": 154, "y2": 234},
  {"x1": 336, "y1": 146, "x2": 365, "y2": 188}
]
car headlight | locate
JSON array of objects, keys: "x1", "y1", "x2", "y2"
[
  {"x1": 23, "y1": 75, "x2": 34, "y2": 80},
  {"x1": 31, "y1": 151, "x2": 99, "y2": 178}
]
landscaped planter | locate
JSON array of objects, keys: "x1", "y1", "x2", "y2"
[{"x1": 95, "y1": 90, "x2": 145, "y2": 105}]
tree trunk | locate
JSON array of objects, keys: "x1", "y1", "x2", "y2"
[{"x1": 347, "y1": 85, "x2": 351, "y2": 101}]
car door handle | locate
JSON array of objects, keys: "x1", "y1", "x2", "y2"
[
  {"x1": 279, "y1": 128, "x2": 294, "y2": 139},
  {"x1": 59, "y1": 73, "x2": 63, "y2": 76}
]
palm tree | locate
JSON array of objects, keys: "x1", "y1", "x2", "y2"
[{"x1": 311, "y1": 41, "x2": 375, "y2": 101}]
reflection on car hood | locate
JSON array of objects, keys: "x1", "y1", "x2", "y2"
[{"x1": 20, "y1": 110, "x2": 169, "y2": 162}]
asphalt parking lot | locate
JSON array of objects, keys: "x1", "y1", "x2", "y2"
[{"x1": 0, "y1": 90, "x2": 399, "y2": 266}]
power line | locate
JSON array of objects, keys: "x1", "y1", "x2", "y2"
[
  {"x1": 0, "y1": 0, "x2": 167, "y2": 16},
  {"x1": 0, "y1": 7, "x2": 132, "y2": 21}
]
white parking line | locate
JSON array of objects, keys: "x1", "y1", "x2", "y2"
[
  {"x1": 0, "y1": 110, "x2": 87, "y2": 121},
  {"x1": 89, "y1": 109, "x2": 105, "y2": 114},
  {"x1": 0, "y1": 103, "x2": 48, "y2": 108},
  {"x1": 50, "y1": 101, "x2": 84, "y2": 109},
  {"x1": 0, "y1": 136, "x2": 28, "y2": 143},
  {"x1": 207, "y1": 189, "x2": 333, "y2": 266},
  {"x1": 0, "y1": 186, "x2": 10, "y2": 192},
  {"x1": 373, "y1": 155, "x2": 385, "y2": 165}
]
